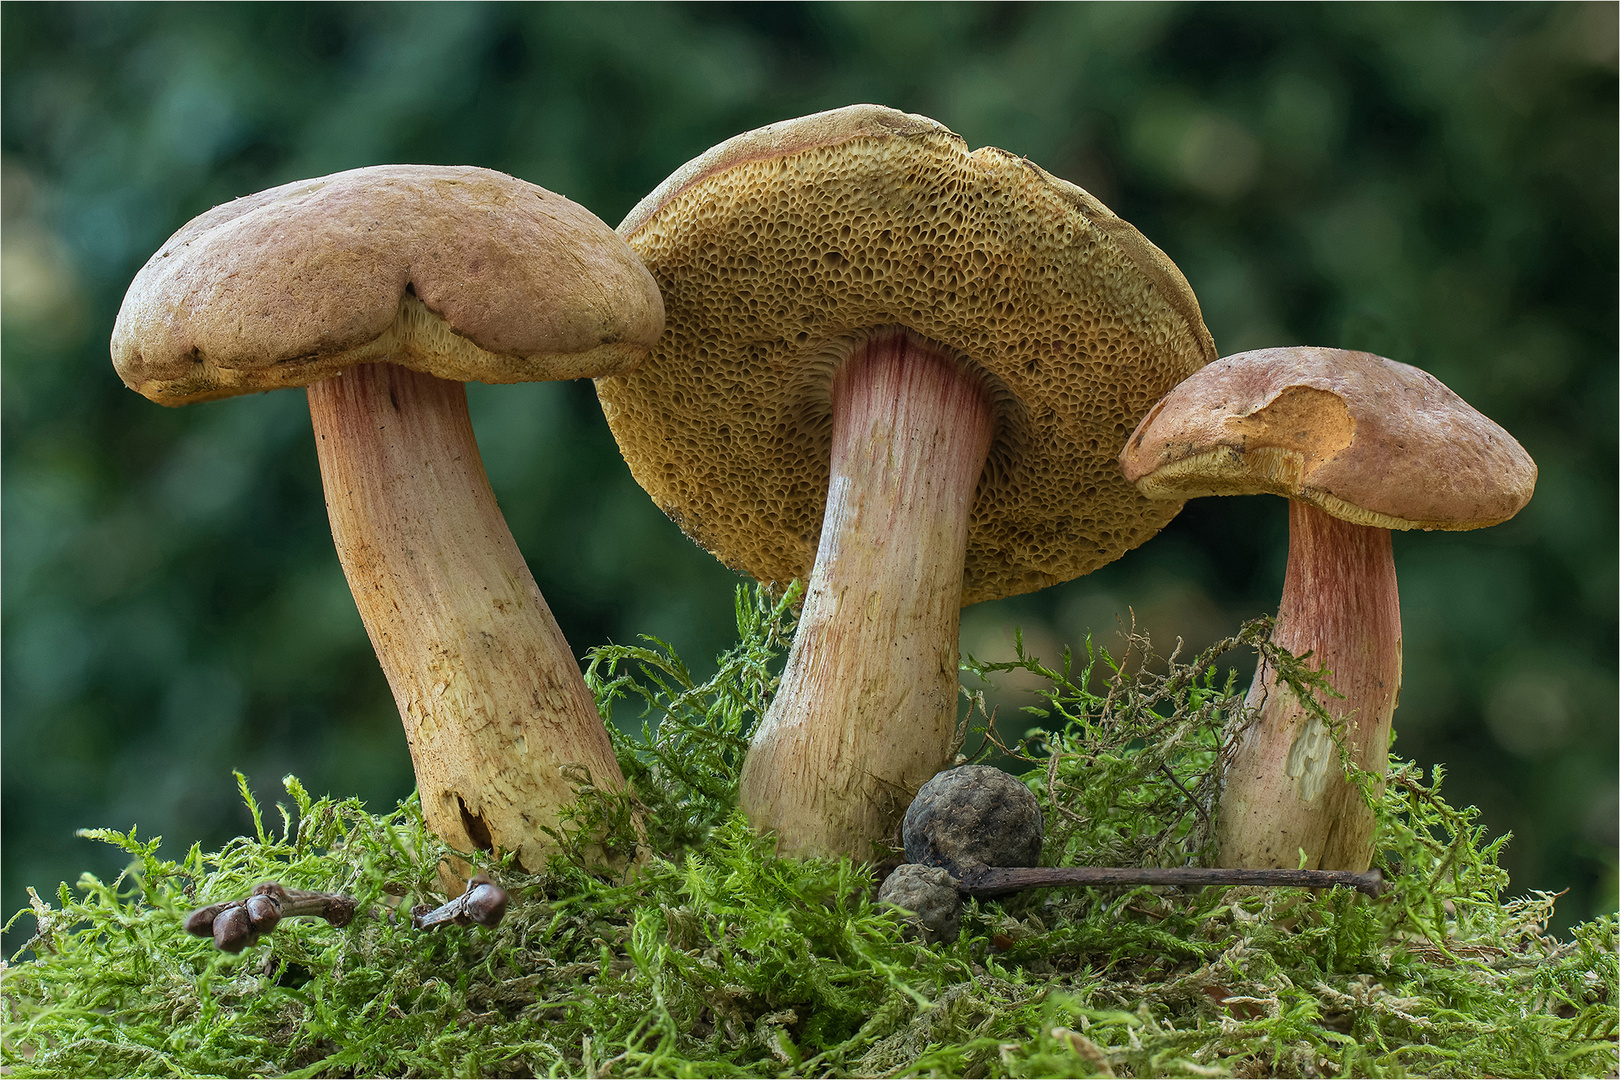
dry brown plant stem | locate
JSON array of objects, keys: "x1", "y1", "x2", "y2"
[
  {"x1": 1217, "y1": 500, "x2": 1402, "y2": 871},
  {"x1": 307, "y1": 362, "x2": 630, "y2": 886},
  {"x1": 183, "y1": 882, "x2": 357, "y2": 952},
  {"x1": 739, "y1": 334, "x2": 995, "y2": 857},
  {"x1": 957, "y1": 864, "x2": 1389, "y2": 899}
]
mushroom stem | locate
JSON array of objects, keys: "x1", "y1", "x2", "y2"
[
  {"x1": 1217, "y1": 499, "x2": 1402, "y2": 871},
  {"x1": 307, "y1": 362, "x2": 633, "y2": 885},
  {"x1": 739, "y1": 332, "x2": 995, "y2": 857}
]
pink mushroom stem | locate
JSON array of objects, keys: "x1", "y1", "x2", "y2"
[
  {"x1": 1217, "y1": 499, "x2": 1402, "y2": 871},
  {"x1": 307, "y1": 361, "x2": 633, "y2": 886},
  {"x1": 739, "y1": 332, "x2": 995, "y2": 857}
]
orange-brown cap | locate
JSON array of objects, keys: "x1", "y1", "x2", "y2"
[
  {"x1": 1119, "y1": 346, "x2": 1537, "y2": 530},
  {"x1": 112, "y1": 165, "x2": 664, "y2": 405},
  {"x1": 598, "y1": 105, "x2": 1217, "y2": 605}
]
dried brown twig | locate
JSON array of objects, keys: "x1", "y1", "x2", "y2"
[
  {"x1": 955, "y1": 863, "x2": 1389, "y2": 900},
  {"x1": 183, "y1": 882, "x2": 356, "y2": 953}
]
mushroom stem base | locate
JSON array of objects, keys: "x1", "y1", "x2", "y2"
[
  {"x1": 1216, "y1": 500, "x2": 1402, "y2": 871},
  {"x1": 740, "y1": 332, "x2": 994, "y2": 858},
  {"x1": 308, "y1": 363, "x2": 635, "y2": 887}
]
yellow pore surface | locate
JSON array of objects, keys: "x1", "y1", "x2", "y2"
[{"x1": 599, "y1": 116, "x2": 1215, "y2": 605}]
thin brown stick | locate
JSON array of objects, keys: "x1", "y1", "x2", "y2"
[
  {"x1": 956, "y1": 864, "x2": 1387, "y2": 899},
  {"x1": 1158, "y1": 763, "x2": 1214, "y2": 834}
]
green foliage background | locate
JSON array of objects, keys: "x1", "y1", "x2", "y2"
[{"x1": 3, "y1": 0, "x2": 1615, "y2": 949}]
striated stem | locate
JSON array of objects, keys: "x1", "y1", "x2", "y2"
[
  {"x1": 307, "y1": 363, "x2": 633, "y2": 884},
  {"x1": 1217, "y1": 500, "x2": 1402, "y2": 871},
  {"x1": 739, "y1": 332, "x2": 995, "y2": 857}
]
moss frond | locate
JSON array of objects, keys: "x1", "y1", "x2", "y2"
[{"x1": 4, "y1": 588, "x2": 1615, "y2": 1077}]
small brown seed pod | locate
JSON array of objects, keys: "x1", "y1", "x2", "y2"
[
  {"x1": 244, "y1": 893, "x2": 282, "y2": 934},
  {"x1": 462, "y1": 877, "x2": 509, "y2": 928},
  {"x1": 413, "y1": 873, "x2": 510, "y2": 930},
  {"x1": 877, "y1": 864, "x2": 962, "y2": 943},
  {"x1": 903, "y1": 766, "x2": 1044, "y2": 880},
  {"x1": 184, "y1": 902, "x2": 234, "y2": 938},
  {"x1": 213, "y1": 905, "x2": 255, "y2": 953},
  {"x1": 183, "y1": 882, "x2": 357, "y2": 952}
]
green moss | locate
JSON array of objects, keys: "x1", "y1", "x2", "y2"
[{"x1": 4, "y1": 587, "x2": 1615, "y2": 1078}]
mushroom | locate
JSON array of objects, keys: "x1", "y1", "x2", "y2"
[
  {"x1": 111, "y1": 165, "x2": 664, "y2": 880},
  {"x1": 596, "y1": 105, "x2": 1216, "y2": 857},
  {"x1": 1119, "y1": 346, "x2": 1536, "y2": 871},
  {"x1": 880, "y1": 761, "x2": 1390, "y2": 944}
]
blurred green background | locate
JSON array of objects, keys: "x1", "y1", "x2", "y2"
[{"x1": 4, "y1": 3, "x2": 1614, "y2": 941}]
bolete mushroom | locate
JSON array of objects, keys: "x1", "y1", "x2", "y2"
[
  {"x1": 111, "y1": 164, "x2": 664, "y2": 879},
  {"x1": 1119, "y1": 346, "x2": 1536, "y2": 871},
  {"x1": 597, "y1": 105, "x2": 1216, "y2": 857}
]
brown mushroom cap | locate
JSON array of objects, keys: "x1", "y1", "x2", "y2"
[
  {"x1": 112, "y1": 164, "x2": 664, "y2": 405},
  {"x1": 598, "y1": 105, "x2": 1216, "y2": 606},
  {"x1": 1119, "y1": 346, "x2": 1537, "y2": 530}
]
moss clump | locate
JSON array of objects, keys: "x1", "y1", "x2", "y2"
[{"x1": 4, "y1": 587, "x2": 1616, "y2": 1078}]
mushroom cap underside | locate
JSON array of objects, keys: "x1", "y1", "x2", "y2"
[
  {"x1": 597, "y1": 104, "x2": 1217, "y2": 606},
  {"x1": 113, "y1": 164, "x2": 665, "y2": 405},
  {"x1": 1119, "y1": 346, "x2": 1537, "y2": 530}
]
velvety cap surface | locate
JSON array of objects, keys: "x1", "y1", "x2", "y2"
[
  {"x1": 598, "y1": 105, "x2": 1216, "y2": 604},
  {"x1": 1119, "y1": 346, "x2": 1537, "y2": 530},
  {"x1": 113, "y1": 164, "x2": 664, "y2": 404}
]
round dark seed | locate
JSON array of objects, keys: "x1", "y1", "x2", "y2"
[
  {"x1": 903, "y1": 765, "x2": 1043, "y2": 876},
  {"x1": 877, "y1": 863, "x2": 962, "y2": 943}
]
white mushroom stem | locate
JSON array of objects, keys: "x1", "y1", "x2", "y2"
[
  {"x1": 1217, "y1": 499, "x2": 1402, "y2": 871},
  {"x1": 306, "y1": 362, "x2": 632, "y2": 885},
  {"x1": 739, "y1": 332, "x2": 995, "y2": 858}
]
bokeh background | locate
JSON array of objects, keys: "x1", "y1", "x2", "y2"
[{"x1": 4, "y1": 3, "x2": 1614, "y2": 942}]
